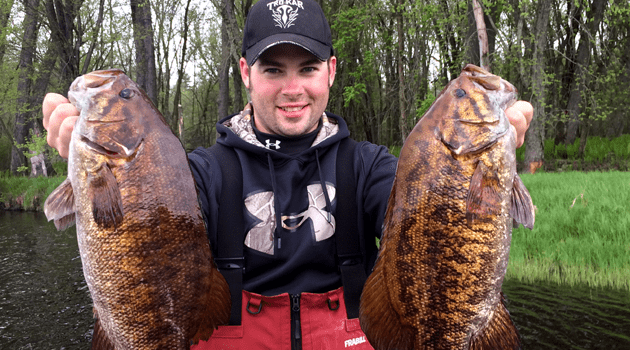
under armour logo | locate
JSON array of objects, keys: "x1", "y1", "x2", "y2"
[
  {"x1": 243, "y1": 183, "x2": 336, "y2": 255},
  {"x1": 282, "y1": 183, "x2": 335, "y2": 242},
  {"x1": 267, "y1": 0, "x2": 303, "y2": 28},
  {"x1": 265, "y1": 139, "x2": 281, "y2": 150}
]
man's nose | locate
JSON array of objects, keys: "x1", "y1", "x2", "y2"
[{"x1": 281, "y1": 74, "x2": 304, "y2": 96}]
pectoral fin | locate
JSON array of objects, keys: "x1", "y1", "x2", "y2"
[
  {"x1": 466, "y1": 162, "x2": 502, "y2": 226},
  {"x1": 88, "y1": 164, "x2": 123, "y2": 228},
  {"x1": 44, "y1": 178, "x2": 76, "y2": 231},
  {"x1": 510, "y1": 175, "x2": 535, "y2": 230}
]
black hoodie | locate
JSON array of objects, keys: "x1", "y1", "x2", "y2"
[{"x1": 188, "y1": 105, "x2": 397, "y2": 296}]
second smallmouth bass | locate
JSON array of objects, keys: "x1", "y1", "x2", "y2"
[
  {"x1": 359, "y1": 65, "x2": 535, "y2": 350},
  {"x1": 44, "y1": 69, "x2": 230, "y2": 349}
]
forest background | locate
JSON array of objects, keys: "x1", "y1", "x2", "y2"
[{"x1": 0, "y1": 0, "x2": 628, "y2": 177}]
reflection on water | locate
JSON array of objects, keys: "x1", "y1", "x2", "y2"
[
  {"x1": 1, "y1": 211, "x2": 629, "y2": 349},
  {"x1": 0, "y1": 211, "x2": 92, "y2": 349},
  {"x1": 504, "y1": 279, "x2": 630, "y2": 349}
]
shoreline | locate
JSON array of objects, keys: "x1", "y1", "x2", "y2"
[{"x1": 2, "y1": 172, "x2": 629, "y2": 291}]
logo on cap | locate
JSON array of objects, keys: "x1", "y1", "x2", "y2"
[{"x1": 267, "y1": 0, "x2": 304, "y2": 28}]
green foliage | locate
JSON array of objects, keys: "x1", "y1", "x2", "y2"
[
  {"x1": 416, "y1": 93, "x2": 436, "y2": 119},
  {"x1": 508, "y1": 172, "x2": 630, "y2": 290},
  {"x1": 583, "y1": 136, "x2": 609, "y2": 162},
  {"x1": 609, "y1": 135, "x2": 630, "y2": 159},
  {"x1": 516, "y1": 145, "x2": 525, "y2": 163},
  {"x1": 12, "y1": 129, "x2": 61, "y2": 174},
  {"x1": 388, "y1": 145, "x2": 402, "y2": 158},
  {"x1": 331, "y1": 7, "x2": 371, "y2": 56},
  {"x1": 543, "y1": 138, "x2": 556, "y2": 160},
  {"x1": 0, "y1": 135, "x2": 11, "y2": 171},
  {"x1": 0, "y1": 175, "x2": 66, "y2": 211},
  {"x1": 342, "y1": 83, "x2": 367, "y2": 108},
  {"x1": 566, "y1": 139, "x2": 579, "y2": 160},
  {"x1": 52, "y1": 160, "x2": 68, "y2": 176}
]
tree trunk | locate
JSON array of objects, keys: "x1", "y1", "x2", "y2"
[
  {"x1": 564, "y1": 0, "x2": 607, "y2": 145},
  {"x1": 0, "y1": 0, "x2": 15, "y2": 64},
  {"x1": 178, "y1": 104, "x2": 184, "y2": 147},
  {"x1": 81, "y1": 0, "x2": 106, "y2": 75},
  {"x1": 130, "y1": 0, "x2": 157, "y2": 104},
  {"x1": 217, "y1": 0, "x2": 235, "y2": 119},
  {"x1": 171, "y1": 0, "x2": 192, "y2": 132},
  {"x1": 30, "y1": 39, "x2": 59, "y2": 177},
  {"x1": 472, "y1": 0, "x2": 490, "y2": 71},
  {"x1": 232, "y1": 56, "x2": 244, "y2": 112},
  {"x1": 44, "y1": 0, "x2": 83, "y2": 91},
  {"x1": 11, "y1": 0, "x2": 39, "y2": 176},
  {"x1": 524, "y1": 0, "x2": 551, "y2": 174},
  {"x1": 397, "y1": 0, "x2": 407, "y2": 141}
]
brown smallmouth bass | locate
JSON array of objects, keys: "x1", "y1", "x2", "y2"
[
  {"x1": 359, "y1": 65, "x2": 535, "y2": 350},
  {"x1": 44, "y1": 69, "x2": 230, "y2": 349}
]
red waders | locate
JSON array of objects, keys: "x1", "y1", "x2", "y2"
[{"x1": 193, "y1": 287, "x2": 373, "y2": 350}]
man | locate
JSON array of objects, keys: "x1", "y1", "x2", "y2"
[{"x1": 43, "y1": 0, "x2": 533, "y2": 349}]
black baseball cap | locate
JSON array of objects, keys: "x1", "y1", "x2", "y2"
[{"x1": 242, "y1": 0, "x2": 334, "y2": 66}]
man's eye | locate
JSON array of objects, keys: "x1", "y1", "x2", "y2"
[
  {"x1": 265, "y1": 68, "x2": 280, "y2": 74},
  {"x1": 302, "y1": 67, "x2": 316, "y2": 73}
]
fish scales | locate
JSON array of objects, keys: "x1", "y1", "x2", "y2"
[
  {"x1": 44, "y1": 69, "x2": 230, "y2": 349},
  {"x1": 359, "y1": 65, "x2": 534, "y2": 350}
]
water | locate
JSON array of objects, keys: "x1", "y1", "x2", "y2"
[
  {"x1": 0, "y1": 211, "x2": 92, "y2": 349},
  {"x1": 1, "y1": 211, "x2": 629, "y2": 349},
  {"x1": 504, "y1": 279, "x2": 630, "y2": 349}
]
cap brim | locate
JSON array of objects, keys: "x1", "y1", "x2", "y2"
[{"x1": 245, "y1": 33, "x2": 331, "y2": 66}]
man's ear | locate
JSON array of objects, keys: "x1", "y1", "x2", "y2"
[
  {"x1": 328, "y1": 56, "x2": 337, "y2": 87},
  {"x1": 240, "y1": 57, "x2": 250, "y2": 89}
]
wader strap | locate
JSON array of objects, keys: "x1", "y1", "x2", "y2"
[
  {"x1": 335, "y1": 137, "x2": 366, "y2": 320},
  {"x1": 203, "y1": 143, "x2": 244, "y2": 325}
]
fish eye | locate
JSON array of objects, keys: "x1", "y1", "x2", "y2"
[
  {"x1": 455, "y1": 89, "x2": 466, "y2": 98},
  {"x1": 119, "y1": 88, "x2": 134, "y2": 99}
]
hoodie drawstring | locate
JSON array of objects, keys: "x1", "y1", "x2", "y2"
[
  {"x1": 315, "y1": 149, "x2": 332, "y2": 224},
  {"x1": 267, "y1": 153, "x2": 283, "y2": 250}
]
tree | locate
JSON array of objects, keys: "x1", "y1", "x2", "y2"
[
  {"x1": 0, "y1": 0, "x2": 14, "y2": 64},
  {"x1": 471, "y1": 0, "x2": 490, "y2": 70},
  {"x1": 11, "y1": 0, "x2": 39, "y2": 175},
  {"x1": 524, "y1": 0, "x2": 551, "y2": 174},
  {"x1": 130, "y1": 0, "x2": 157, "y2": 103},
  {"x1": 44, "y1": 0, "x2": 84, "y2": 91},
  {"x1": 216, "y1": 0, "x2": 240, "y2": 120},
  {"x1": 564, "y1": 0, "x2": 607, "y2": 145},
  {"x1": 170, "y1": 0, "x2": 192, "y2": 136}
]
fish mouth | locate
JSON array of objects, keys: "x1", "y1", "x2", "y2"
[{"x1": 80, "y1": 135, "x2": 141, "y2": 159}]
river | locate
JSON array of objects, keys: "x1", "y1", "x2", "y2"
[{"x1": 1, "y1": 211, "x2": 629, "y2": 349}]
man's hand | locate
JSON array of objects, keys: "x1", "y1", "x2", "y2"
[
  {"x1": 505, "y1": 101, "x2": 533, "y2": 148},
  {"x1": 43, "y1": 93, "x2": 79, "y2": 159}
]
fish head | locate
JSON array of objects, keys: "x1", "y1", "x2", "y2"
[
  {"x1": 69, "y1": 69, "x2": 161, "y2": 159},
  {"x1": 431, "y1": 64, "x2": 518, "y2": 155}
]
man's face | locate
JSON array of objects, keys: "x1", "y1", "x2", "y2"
[{"x1": 240, "y1": 44, "x2": 337, "y2": 137}]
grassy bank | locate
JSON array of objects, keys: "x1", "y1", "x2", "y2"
[
  {"x1": 507, "y1": 171, "x2": 630, "y2": 290},
  {"x1": 2, "y1": 171, "x2": 629, "y2": 290},
  {"x1": 0, "y1": 175, "x2": 65, "y2": 211}
]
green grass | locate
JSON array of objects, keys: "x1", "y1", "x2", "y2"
[
  {"x1": 0, "y1": 175, "x2": 66, "y2": 211},
  {"x1": 507, "y1": 171, "x2": 630, "y2": 290}
]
